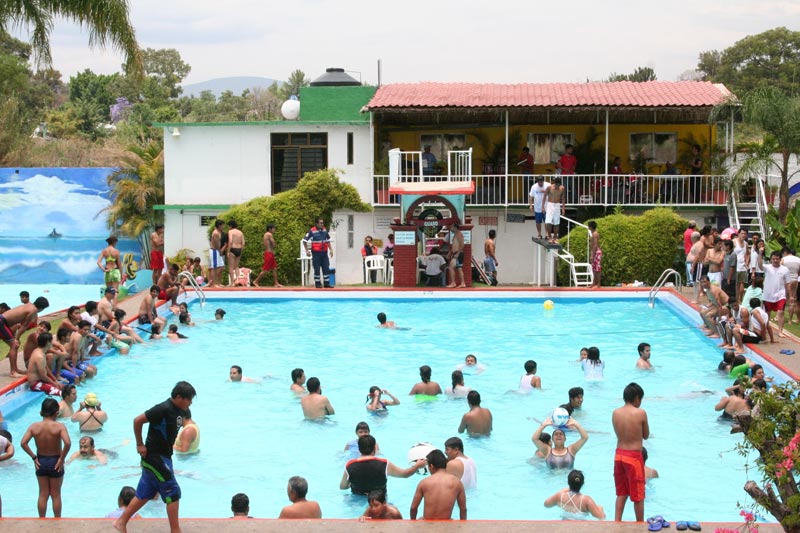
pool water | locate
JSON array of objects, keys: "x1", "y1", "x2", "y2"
[
  {"x1": 0, "y1": 296, "x2": 773, "y2": 520},
  {"x1": 0, "y1": 281, "x2": 148, "y2": 314}
]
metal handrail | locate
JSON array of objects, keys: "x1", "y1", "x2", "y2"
[
  {"x1": 177, "y1": 271, "x2": 206, "y2": 308},
  {"x1": 561, "y1": 215, "x2": 591, "y2": 268},
  {"x1": 648, "y1": 269, "x2": 682, "y2": 308},
  {"x1": 755, "y1": 175, "x2": 770, "y2": 238}
]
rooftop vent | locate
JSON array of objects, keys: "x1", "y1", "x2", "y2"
[{"x1": 310, "y1": 67, "x2": 360, "y2": 87}]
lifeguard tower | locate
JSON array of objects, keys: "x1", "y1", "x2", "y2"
[{"x1": 387, "y1": 148, "x2": 476, "y2": 287}]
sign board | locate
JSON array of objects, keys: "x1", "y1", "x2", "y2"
[
  {"x1": 479, "y1": 216, "x2": 498, "y2": 226},
  {"x1": 395, "y1": 231, "x2": 416, "y2": 245},
  {"x1": 200, "y1": 216, "x2": 216, "y2": 226},
  {"x1": 375, "y1": 216, "x2": 393, "y2": 229},
  {"x1": 506, "y1": 213, "x2": 526, "y2": 223},
  {"x1": 463, "y1": 230, "x2": 471, "y2": 245}
]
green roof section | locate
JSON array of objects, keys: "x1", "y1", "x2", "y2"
[
  {"x1": 153, "y1": 120, "x2": 366, "y2": 128},
  {"x1": 298, "y1": 85, "x2": 376, "y2": 122}
]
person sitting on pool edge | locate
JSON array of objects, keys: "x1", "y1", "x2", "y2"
[
  {"x1": 409, "y1": 365, "x2": 443, "y2": 396},
  {"x1": 543, "y1": 469, "x2": 605, "y2": 519},
  {"x1": 376, "y1": 312, "x2": 396, "y2": 329}
]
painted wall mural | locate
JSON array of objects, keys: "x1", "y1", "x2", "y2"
[{"x1": 0, "y1": 168, "x2": 141, "y2": 284}]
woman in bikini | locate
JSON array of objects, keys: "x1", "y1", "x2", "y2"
[
  {"x1": 544, "y1": 469, "x2": 605, "y2": 519},
  {"x1": 97, "y1": 236, "x2": 122, "y2": 303}
]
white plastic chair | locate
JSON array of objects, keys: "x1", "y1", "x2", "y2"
[
  {"x1": 363, "y1": 255, "x2": 385, "y2": 284},
  {"x1": 385, "y1": 257, "x2": 394, "y2": 285}
]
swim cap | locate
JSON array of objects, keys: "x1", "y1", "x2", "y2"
[{"x1": 84, "y1": 393, "x2": 99, "y2": 407}]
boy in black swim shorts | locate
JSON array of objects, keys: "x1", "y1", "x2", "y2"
[
  {"x1": 20, "y1": 398, "x2": 71, "y2": 517},
  {"x1": 113, "y1": 381, "x2": 197, "y2": 533}
]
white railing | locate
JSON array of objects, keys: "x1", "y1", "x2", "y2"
[
  {"x1": 754, "y1": 176, "x2": 770, "y2": 238},
  {"x1": 373, "y1": 173, "x2": 729, "y2": 207}
]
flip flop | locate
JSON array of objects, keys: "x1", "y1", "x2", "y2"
[
  {"x1": 648, "y1": 517, "x2": 663, "y2": 532},
  {"x1": 687, "y1": 521, "x2": 701, "y2": 531},
  {"x1": 676, "y1": 522, "x2": 688, "y2": 531},
  {"x1": 780, "y1": 349, "x2": 796, "y2": 355}
]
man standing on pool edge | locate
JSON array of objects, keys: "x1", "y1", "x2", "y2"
[
  {"x1": 304, "y1": 217, "x2": 334, "y2": 288},
  {"x1": 114, "y1": 381, "x2": 196, "y2": 533},
  {"x1": 612, "y1": 382, "x2": 649, "y2": 522}
]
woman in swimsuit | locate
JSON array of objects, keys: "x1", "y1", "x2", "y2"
[
  {"x1": 366, "y1": 386, "x2": 399, "y2": 412},
  {"x1": 532, "y1": 417, "x2": 588, "y2": 469},
  {"x1": 543, "y1": 469, "x2": 606, "y2": 519},
  {"x1": 446, "y1": 370, "x2": 471, "y2": 397},
  {"x1": 97, "y1": 236, "x2": 122, "y2": 301}
]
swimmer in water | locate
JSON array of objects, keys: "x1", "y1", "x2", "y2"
[
  {"x1": 229, "y1": 365, "x2": 257, "y2": 383},
  {"x1": 290, "y1": 368, "x2": 307, "y2": 394},
  {"x1": 376, "y1": 312, "x2": 396, "y2": 329},
  {"x1": 408, "y1": 365, "x2": 443, "y2": 396},
  {"x1": 344, "y1": 421, "x2": 380, "y2": 455},
  {"x1": 366, "y1": 386, "x2": 400, "y2": 412},
  {"x1": 457, "y1": 354, "x2": 486, "y2": 375},
  {"x1": 68, "y1": 435, "x2": 108, "y2": 465}
]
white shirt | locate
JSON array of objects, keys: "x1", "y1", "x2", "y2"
[
  {"x1": 423, "y1": 254, "x2": 446, "y2": 275},
  {"x1": 763, "y1": 263, "x2": 791, "y2": 302},
  {"x1": 529, "y1": 182, "x2": 550, "y2": 213},
  {"x1": 456, "y1": 455, "x2": 478, "y2": 490},
  {"x1": 80, "y1": 311, "x2": 98, "y2": 327},
  {"x1": 750, "y1": 249, "x2": 764, "y2": 274},
  {"x1": 782, "y1": 255, "x2": 800, "y2": 282},
  {"x1": 734, "y1": 240, "x2": 748, "y2": 272}
]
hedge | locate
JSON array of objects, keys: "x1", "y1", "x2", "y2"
[
  {"x1": 557, "y1": 207, "x2": 688, "y2": 286},
  {"x1": 210, "y1": 169, "x2": 371, "y2": 285}
]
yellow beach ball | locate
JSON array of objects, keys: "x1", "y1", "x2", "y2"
[{"x1": 543, "y1": 300, "x2": 555, "y2": 310}]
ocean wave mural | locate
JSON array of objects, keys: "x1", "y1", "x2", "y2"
[{"x1": 0, "y1": 168, "x2": 141, "y2": 284}]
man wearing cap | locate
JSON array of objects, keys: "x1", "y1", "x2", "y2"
[
  {"x1": 71, "y1": 393, "x2": 107, "y2": 432},
  {"x1": 529, "y1": 175, "x2": 550, "y2": 240}
]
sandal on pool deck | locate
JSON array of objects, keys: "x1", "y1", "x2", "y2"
[
  {"x1": 780, "y1": 349, "x2": 796, "y2": 355},
  {"x1": 676, "y1": 522, "x2": 688, "y2": 531},
  {"x1": 687, "y1": 521, "x2": 701, "y2": 531},
  {"x1": 648, "y1": 516, "x2": 670, "y2": 531}
]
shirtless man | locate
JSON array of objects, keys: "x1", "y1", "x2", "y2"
[
  {"x1": 1, "y1": 296, "x2": 49, "y2": 376},
  {"x1": 278, "y1": 476, "x2": 322, "y2": 518},
  {"x1": 301, "y1": 377, "x2": 335, "y2": 419},
  {"x1": 71, "y1": 393, "x2": 107, "y2": 432},
  {"x1": 705, "y1": 238, "x2": 725, "y2": 286},
  {"x1": 444, "y1": 436, "x2": 477, "y2": 490},
  {"x1": 209, "y1": 219, "x2": 227, "y2": 288},
  {"x1": 68, "y1": 435, "x2": 108, "y2": 465},
  {"x1": 699, "y1": 276, "x2": 729, "y2": 338},
  {"x1": 157, "y1": 264, "x2": 181, "y2": 307},
  {"x1": 376, "y1": 312, "x2": 396, "y2": 329},
  {"x1": 23, "y1": 321, "x2": 50, "y2": 369},
  {"x1": 409, "y1": 365, "x2": 443, "y2": 395},
  {"x1": 612, "y1": 382, "x2": 649, "y2": 522},
  {"x1": 27, "y1": 333, "x2": 63, "y2": 396},
  {"x1": 290, "y1": 368, "x2": 307, "y2": 394},
  {"x1": 446, "y1": 223, "x2": 466, "y2": 288},
  {"x1": 458, "y1": 390, "x2": 492, "y2": 436},
  {"x1": 543, "y1": 177, "x2": 566, "y2": 244},
  {"x1": 363, "y1": 488, "x2": 403, "y2": 519},
  {"x1": 97, "y1": 289, "x2": 116, "y2": 331},
  {"x1": 409, "y1": 449, "x2": 467, "y2": 520},
  {"x1": 715, "y1": 380, "x2": 750, "y2": 419},
  {"x1": 635, "y1": 343, "x2": 652, "y2": 369},
  {"x1": 58, "y1": 385, "x2": 77, "y2": 418},
  {"x1": 150, "y1": 224, "x2": 165, "y2": 285},
  {"x1": 229, "y1": 365, "x2": 257, "y2": 383},
  {"x1": 253, "y1": 224, "x2": 283, "y2": 287},
  {"x1": 483, "y1": 229, "x2": 498, "y2": 283},
  {"x1": 227, "y1": 219, "x2": 245, "y2": 286},
  {"x1": 55, "y1": 327, "x2": 83, "y2": 384},
  {"x1": 20, "y1": 398, "x2": 71, "y2": 517},
  {"x1": 138, "y1": 286, "x2": 166, "y2": 329}
]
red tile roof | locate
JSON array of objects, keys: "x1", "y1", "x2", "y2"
[{"x1": 365, "y1": 81, "x2": 732, "y2": 109}]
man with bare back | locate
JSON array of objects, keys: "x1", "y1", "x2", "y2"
[
  {"x1": 253, "y1": 224, "x2": 282, "y2": 287},
  {"x1": 544, "y1": 177, "x2": 566, "y2": 244},
  {"x1": 1, "y1": 296, "x2": 49, "y2": 377},
  {"x1": 612, "y1": 382, "x2": 649, "y2": 522}
]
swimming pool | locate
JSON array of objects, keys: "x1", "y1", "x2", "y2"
[
  {"x1": 0, "y1": 291, "x2": 783, "y2": 521},
  {"x1": 0, "y1": 280, "x2": 148, "y2": 314}
]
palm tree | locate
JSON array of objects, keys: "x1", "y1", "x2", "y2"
[
  {"x1": 0, "y1": 0, "x2": 142, "y2": 76},
  {"x1": 101, "y1": 140, "x2": 164, "y2": 264},
  {"x1": 715, "y1": 87, "x2": 800, "y2": 223}
]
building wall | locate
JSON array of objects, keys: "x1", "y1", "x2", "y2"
[{"x1": 163, "y1": 123, "x2": 372, "y2": 205}]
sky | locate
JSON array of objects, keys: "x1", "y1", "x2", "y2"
[{"x1": 19, "y1": 0, "x2": 800, "y2": 87}]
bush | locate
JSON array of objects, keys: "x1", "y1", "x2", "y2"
[
  {"x1": 213, "y1": 169, "x2": 371, "y2": 284},
  {"x1": 557, "y1": 207, "x2": 687, "y2": 286}
]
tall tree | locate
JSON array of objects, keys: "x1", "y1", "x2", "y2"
[
  {"x1": 713, "y1": 86, "x2": 800, "y2": 223},
  {"x1": 607, "y1": 66, "x2": 657, "y2": 82},
  {"x1": 698, "y1": 27, "x2": 800, "y2": 94},
  {"x1": 0, "y1": 0, "x2": 142, "y2": 76}
]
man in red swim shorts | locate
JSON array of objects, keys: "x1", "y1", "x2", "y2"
[
  {"x1": 253, "y1": 224, "x2": 283, "y2": 288},
  {"x1": 612, "y1": 382, "x2": 649, "y2": 522},
  {"x1": 150, "y1": 224, "x2": 165, "y2": 286}
]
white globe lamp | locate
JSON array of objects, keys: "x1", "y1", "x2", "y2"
[{"x1": 281, "y1": 95, "x2": 300, "y2": 120}]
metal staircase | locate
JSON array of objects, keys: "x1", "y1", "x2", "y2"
[{"x1": 729, "y1": 177, "x2": 768, "y2": 237}]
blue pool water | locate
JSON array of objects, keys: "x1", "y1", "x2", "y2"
[{"x1": 0, "y1": 294, "x2": 777, "y2": 520}]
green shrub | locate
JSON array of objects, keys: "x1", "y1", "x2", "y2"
[
  {"x1": 557, "y1": 207, "x2": 687, "y2": 286},
  {"x1": 212, "y1": 169, "x2": 371, "y2": 284}
]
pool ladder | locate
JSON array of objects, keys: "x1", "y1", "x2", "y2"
[
  {"x1": 648, "y1": 269, "x2": 682, "y2": 308},
  {"x1": 177, "y1": 271, "x2": 206, "y2": 308}
]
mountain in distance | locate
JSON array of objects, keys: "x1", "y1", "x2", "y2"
[{"x1": 181, "y1": 76, "x2": 281, "y2": 98}]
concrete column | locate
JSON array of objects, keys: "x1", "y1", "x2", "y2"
[{"x1": 390, "y1": 224, "x2": 419, "y2": 287}]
